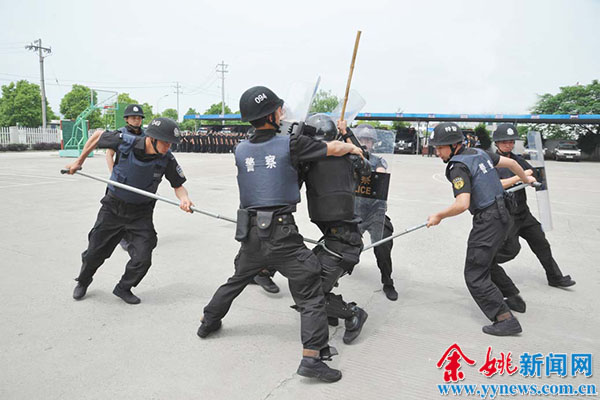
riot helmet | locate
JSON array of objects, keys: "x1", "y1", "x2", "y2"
[
  {"x1": 354, "y1": 124, "x2": 378, "y2": 142},
  {"x1": 123, "y1": 104, "x2": 145, "y2": 118},
  {"x1": 145, "y1": 118, "x2": 181, "y2": 144},
  {"x1": 493, "y1": 123, "x2": 520, "y2": 142},
  {"x1": 429, "y1": 122, "x2": 464, "y2": 146},
  {"x1": 306, "y1": 113, "x2": 337, "y2": 141},
  {"x1": 239, "y1": 86, "x2": 284, "y2": 123}
]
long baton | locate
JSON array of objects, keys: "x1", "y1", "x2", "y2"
[
  {"x1": 61, "y1": 169, "x2": 237, "y2": 222},
  {"x1": 362, "y1": 222, "x2": 427, "y2": 252},
  {"x1": 340, "y1": 30, "x2": 362, "y2": 122},
  {"x1": 60, "y1": 169, "x2": 322, "y2": 245},
  {"x1": 362, "y1": 182, "x2": 541, "y2": 252},
  {"x1": 507, "y1": 182, "x2": 541, "y2": 193}
]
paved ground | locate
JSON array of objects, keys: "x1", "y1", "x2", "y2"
[{"x1": 1, "y1": 151, "x2": 599, "y2": 399}]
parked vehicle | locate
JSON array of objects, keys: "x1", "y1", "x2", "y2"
[{"x1": 552, "y1": 141, "x2": 581, "y2": 161}]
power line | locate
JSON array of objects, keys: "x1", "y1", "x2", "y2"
[{"x1": 25, "y1": 39, "x2": 51, "y2": 130}]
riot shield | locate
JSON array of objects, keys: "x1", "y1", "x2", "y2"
[
  {"x1": 279, "y1": 77, "x2": 321, "y2": 135},
  {"x1": 330, "y1": 89, "x2": 366, "y2": 127},
  {"x1": 526, "y1": 130, "x2": 553, "y2": 232},
  {"x1": 354, "y1": 127, "x2": 395, "y2": 244}
]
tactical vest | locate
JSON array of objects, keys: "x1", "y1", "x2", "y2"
[
  {"x1": 496, "y1": 152, "x2": 529, "y2": 213},
  {"x1": 108, "y1": 133, "x2": 170, "y2": 204},
  {"x1": 235, "y1": 135, "x2": 300, "y2": 209},
  {"x1": 305, "y1": 156, "x2": 356, "y2": 222},
  {"x1": 118, "y1": 126, "x2": 145, "y2": 137},
  {"x1": 448, "y1": 148, "x2": 504, "y2": 214}
]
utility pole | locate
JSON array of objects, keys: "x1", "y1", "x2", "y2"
[
  {"x1": 173, "y1": 82, "x2": 181, "y2": 121},
  {"x1": 25, "y1": 38, "x2": 51, "y2": 130},
  {"x1": 216, "y1": 61, "x2": 228, "y2": 126}
]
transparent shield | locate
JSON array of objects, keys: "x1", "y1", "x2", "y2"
[
  {"x1": 281, "y1": 77, "x2": 321, "y2": 123},
  {"x1": 527, "y1": 130, "x2": 553, "y2": 232},
  {"x1": 354, "y1": 129, "x2": 395, "y2": 244},
  {"x1": 330, "y1": 89, "x2": 366, "y2": 126}
]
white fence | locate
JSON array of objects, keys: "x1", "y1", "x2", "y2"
[{"x1": 0, "y1": 127, "x2": 61, "y2": 146}]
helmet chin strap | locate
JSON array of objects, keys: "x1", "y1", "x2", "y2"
[
  {"x1": 443, "y1": 143, "x2": 460, "y2": 164},
  {"x1": 268, "y1": 112, "x2": 280, "y2": 132},
  {"x1": 151, "y1": 138, "x2": 160, "y2": 154}
]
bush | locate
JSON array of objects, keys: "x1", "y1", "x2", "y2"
[
  {"x1": 32, "y1": 142, "x2": 61, "y2": 151},
  {"x1": 4, "y1": 144, "x2": 29, "y2": 151}
]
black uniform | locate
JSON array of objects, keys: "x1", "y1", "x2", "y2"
[
  {"x1": 446, "y1": 147, "x2": 513, "y2": 321},
  {"x1": 202, "y1": 129, "x2": 331, "y2": 351},
  {"x1": 355, "y1": 154, "x2": 395, "y2": 288},
  {"x1": 301, "y1": 151, "x2": 367, "y2": 339},
  {"x1": 76, "y1": 131, "x2": 186, "y2": 290},
  {"x1": 491, "y1": 151, "x2": 571, "y2": 295}
]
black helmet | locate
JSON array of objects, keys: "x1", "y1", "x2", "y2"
[
  {"x1": 354, "y1": 124, "x2": 378, "y2": 142},
  {"x1": 239, "y1": 86, "x2": 284, "y2": 122},
  {"x1": 306, "y1": 113, "x2": 337, "y2": 141},
  {"x1": 430, "y1": 122, "x2": 463, "y2": 146},
  {"x1": 123, "y1": 104, "x2": 145, "y2": 118},
  {"x1": 493, "y1": 123, "x2": 520, "y2": 142},
  {"x1": 145, "y1": 118, "x2": 181, "y2": 144}
]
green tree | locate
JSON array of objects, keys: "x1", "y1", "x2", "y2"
[
  {"x1": 474, "y1": 123, "x2": 492, "y2": 150},
  {"x1": 531, "y1": 80, "x2": 600, "y2": 152},
  {"x1": 117, "y1": 93, "x2": 138, "y2": 105},
  {"x1": 141, "y1": 103, "x2": 156, "y2": 125},
  {"x1": 179, "y1": 108, "x2": 199, "y2": 131},
  {"x1": 60, "y1": 84, "x2": 102, "y2": 128},
  {"x1": 161, "y1": 108, "x2": 178, "y2": 121},
  {"x1": 0, "y1": 80, "x2": 57, "y2": 127},
  {"x1": 310, "y1": 90, "x2": 339, "y2": 113},
  {"x1": 354, "y1": 120, "x2": 393, "y2": 130}
]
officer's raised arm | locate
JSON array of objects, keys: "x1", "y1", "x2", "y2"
[{"x1": 496, "y1": 156, "x2": 536, "y2": 187}]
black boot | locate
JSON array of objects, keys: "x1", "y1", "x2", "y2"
[
  {"x1": 505, "y1": 294, "x2": 526, "y2": 313},
  {"x1": 253, "y1": 275, "x2": 280, "y2": 293},
  {"x1": 383, "y1": 284, "x2": 398, "y2": 301},
  {"x1": 548, "y1": 275, "x2": 576, "y2": 288},
  {"x1": 73, "y1": 279, "x2": 92, "y2": 300},
  {"x1": 297, "y1": 357, "x2": 342, "y2": 383},
  {"x1": 343, "y1": 307, "x2": 368, "y2": 344},
  {"x1": 482, "y1": 315, "x2": 522, "y2": 336},
  {"x1": 197, "y1": 319, "x2": 222, "y2": 338},
  {"x1": 113, "y1": 284, "x2": 141, "y2": 304}
]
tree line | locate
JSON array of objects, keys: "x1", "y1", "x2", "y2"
[{"x1": 1, "y1": 80, "x2": 598, "y2": 153}]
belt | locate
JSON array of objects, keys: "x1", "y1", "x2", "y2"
[{"x1": 250, "y1": 213, "x2": 294, "y2": 225}]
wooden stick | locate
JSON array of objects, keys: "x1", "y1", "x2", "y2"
[{"x1": 340, "y1": 31, "x2": 362, "y2": 122}]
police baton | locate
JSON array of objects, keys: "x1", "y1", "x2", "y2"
[
  {"x1": 60, "y1": 169, "x2": 322, "y2": 245},
  {"x1": 362, "y1": 222, "x2": 427, "y2": 252},
  {"x1": 506, "y1": 182, "x2": 542, "y2": 193}
]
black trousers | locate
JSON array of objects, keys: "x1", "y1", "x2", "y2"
[
  {"x1": 203, "y1": 216, "x2": 329, "y2": 351},
  {"x1": 314, "y1": 221, "x2": 363, "y2": 320},
  {"x1": 359, "y1": 214, "x2": 394, "y2": 286},
  {"x1": 491, "y1": 207, "x2": 565, "y2": 296},
  {"x1": 465, "y1": 206, "x2": 511, "y2": 321},
  {"x1": 77, "y1": 194, "x2": 157, "y2": 289}
]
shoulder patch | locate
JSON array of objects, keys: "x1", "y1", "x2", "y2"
[
  {"x1": 452, "y1": 177, "x2": 465, "y2": 190},
  {"x1": 176, "y1": 165, "x2": 185, "y2": 178}
]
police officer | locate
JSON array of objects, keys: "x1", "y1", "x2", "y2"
[
  {"x1": 105, "y1": 104, "x2": 146, "y2": 251},
  {"x1": 427, "y1": 122, "x2": 536, "y2": 336},
  {"x1": 354, "y1": 124, "x2": 399, "y2": 301},
  {"x1": 197, "y1": 86, "x2": 364, "y2": 383},
  {"x1": 300, "y1": 113, "x2": 370, "y2": 343},
  {"x1": 65, "y1": 118, "x2": 193, "y2": 304},
  {"x1": 490, "y1": 124, "x2": 575, "y2": 312}
]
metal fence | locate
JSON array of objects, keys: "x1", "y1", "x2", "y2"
[{"x1": 0, "y1": 127, "x2": 61, "y2": 146}]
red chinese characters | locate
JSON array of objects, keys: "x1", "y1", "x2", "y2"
[
  {"x1": 478, "y1": 347, "x2": 518, "y2": 377},
  {"x1": 437, "y1": 343, "x2": 476, "y2": 382}
]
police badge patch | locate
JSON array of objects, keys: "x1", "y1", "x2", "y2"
[
  {"x1": 452, "y1": 177, "x2": 464, "y2": 190},
  {"x1": 176, "y1": 165, "x2": 185, "y2": 178}
]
